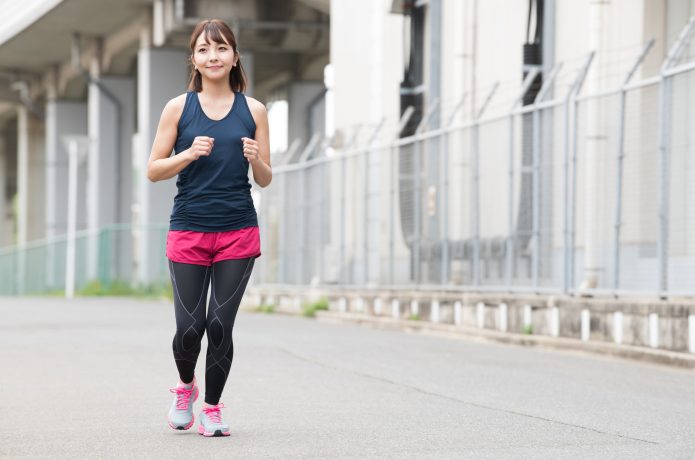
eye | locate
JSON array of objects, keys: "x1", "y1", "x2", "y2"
[{"x1": 197, "y1": 48, "x2": 207, "y2": 53}]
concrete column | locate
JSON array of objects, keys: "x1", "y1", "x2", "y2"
[
  {"x1": 135, "y1": 29, "x2": 189, "y2": 284},
  {"x1": 0, "y1": 137, "x2": 5, "y2": 246},
  {"x1": 0, "y1": 120, "x2": 17, "y2": 247},
  {"x1": 87, "y1": 69, "x2": 135, "y2": 281},
  {"x1": 45, "y1": 100, "x2": 87, "y2": 239},
  {"x1": 45, "y1": 98, "x2": 88, "y2": 289},
  {"x1": 287, "y1": 82, "x2": 325, "y2": 149},
  {"x1": 17, "y1": 106, "x2": 45, "y2": 245},
  {"x1": 241, "y1": 51, "x2": 254, "y2": 97}
]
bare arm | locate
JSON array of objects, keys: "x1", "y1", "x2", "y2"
[
  {"x1": 146, "y1": 95, "x2": 214, "y2": 182},
  {"x1": 244, "y1": 97, "x2": 272, "y2": 188}
]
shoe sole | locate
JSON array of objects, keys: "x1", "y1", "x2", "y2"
[
  {"x1": 167, "y1": 386, "x2": 199, "y2": 431},
  {"x1": 198, "y1": 425, "x2": 230, "y2": 437}
]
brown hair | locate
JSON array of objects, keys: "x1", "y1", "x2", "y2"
[{"x1": 187, "y1": 19, "x2": 247, "y2": 92}]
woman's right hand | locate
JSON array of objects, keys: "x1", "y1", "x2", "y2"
[{"x1": 187, "y1": 136, "x2": 215, "y2": 161}]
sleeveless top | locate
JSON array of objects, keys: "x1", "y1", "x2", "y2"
[{"x1": 170, "y1": 91, "x2": 258, "y2": 232}]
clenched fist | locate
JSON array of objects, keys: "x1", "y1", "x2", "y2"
[
  {"x1": 186, "y1": 136, "x2": 214, "y2": 161},
  {"x1": 242, "y1": 137, "x2": 260, "y2": 164}
]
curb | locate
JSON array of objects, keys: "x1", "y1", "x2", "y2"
[{"x1": 312, "y1": 310, "x2": 695, "y2": 370}]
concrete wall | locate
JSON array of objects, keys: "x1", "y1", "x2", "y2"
[
  {"x1": 45, "y1": 100, "x2": 87, "y2": 238},
  {"x1": 330, "y1": 0, "x2": 404, "y2": 145}
]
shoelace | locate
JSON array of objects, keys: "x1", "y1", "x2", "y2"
[
  {"x1": 202, "y1": 403, "x2": 226, "y2": 424},
  {"x1": 169, "y1": 386, "x2": 194, "y2": 410}
]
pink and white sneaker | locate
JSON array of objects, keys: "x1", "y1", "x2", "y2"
[
  {"x1": 198, "y1": 403, "x2": 230, "y2": 437},
  {"x1": 167, "y1": 379, "x2": 199, "y2": 430}
]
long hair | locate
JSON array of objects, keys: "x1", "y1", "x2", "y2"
[{"x1": 187, "y1": 19, "x2": 247, "y2": 92}]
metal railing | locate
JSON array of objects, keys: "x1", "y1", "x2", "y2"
[
  {"x1": 2, "y1": 20, "x2": 695, "y2": 299},
  {"x1": 254, "y1": 19, "x2": 695, "y2": 298}
]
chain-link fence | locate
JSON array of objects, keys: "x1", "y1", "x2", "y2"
[
  {"x1": 2, "y1": 24, "x2": 695, "y2": 298},
  {"x1": 254, "y1": 25, "x2": 695, "y2": 297}
]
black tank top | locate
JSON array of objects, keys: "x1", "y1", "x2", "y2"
[{"x1": 170, "y1": 91, "x2": 258, "y2": 232}]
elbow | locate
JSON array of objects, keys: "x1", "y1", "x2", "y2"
[
  {"x1": 259, "y1": 177, "x2": 272, "y2": 188},
  {"x1": 146, "y1": 163, "x2": 159, "y2": 182}
]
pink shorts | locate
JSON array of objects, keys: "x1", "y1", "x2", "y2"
[{"x1": 166, "y1": 226, "x2": 261, "y2": 266}]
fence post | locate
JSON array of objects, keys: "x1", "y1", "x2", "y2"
[
  {"x1": 656, "y1": 19, "x2": 695, "y2": 295},
  {"x1": 472, "y1": 85, "x2": 499, "y2": 286},
  {"x1": 507, "y1": 71, "x2": 540, "y2": 288},
  {"x1": 613, "y1": 40, "x2": 654, "y2": 292}
]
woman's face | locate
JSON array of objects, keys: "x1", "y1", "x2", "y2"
[{"x1": 192, "y1": 32, "x2": 237, "y2": 82}]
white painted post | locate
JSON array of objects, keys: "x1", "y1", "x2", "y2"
[
  {"x1": 614, "y1": 312, "x2": 623, "y2": 345},
  {"x1": 339, "y1": 297, "x2": 347, "y2": 313},
  {"x1": 356, "y1": 297, "x2": 364, "y2": 313},
  {"x1": 391, "y1": 299, "x2": 400, "y2": 319},
  {"x1": 581, "y1": 309, "x2": 590, "y2": 341},
  {"x1": 293, "y1": 296, "x2": 301, "y2": 311},
  {"x1": 411, "y1": 299, "x2": 419, "y2": 317},
  {"x1": 476, "y1": 302, "x2": 485, "y2": 328},
  {"x1": 498, "y1": 303, "x2": 508, "y2": 332},
  {"x1": 523, "y1": 304, "x2": 532, "y2": 330},
  {"x1": 649, "y1": 313, "x2": 659, "y2": 348},
  {"x1": 454, "y1": 301, "x2": 462, "y2": 326},
  {"x1": 552, "y1": 308, "x2": 559, "y2": 337},
  {"x1": 431, "y1": 300, "x2": 440, "y2": 323},
  {"x1": 65, "y1": 139, "x2": 79, "y2": 299},
  {"x1": 689, "y1": 315, "x2": 695, "y2": 353},
  {"x1": 374, "y1": 298, "x2": 382, "y2": 316}
]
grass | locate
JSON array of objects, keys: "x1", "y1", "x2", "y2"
[
  {"x1": 522, "y1": 324, "x2": 534, "y2": 335},
  {"x1": 256, "y1": 304, "x2": 275, "y2": 314},
  {"x1": 75, "y1": 280, "x2": 173, "y2": 300},
  {"x1": 301, "y1": 297, "x2": 330, "y2": 317}
]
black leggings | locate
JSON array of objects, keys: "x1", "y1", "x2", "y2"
[{"x1": 168, "y1": 257, "x2": 255, "y2": 405}]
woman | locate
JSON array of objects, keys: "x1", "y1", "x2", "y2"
[{"x1": 147, "y1": 18, "x2": 271, "y2": 437}]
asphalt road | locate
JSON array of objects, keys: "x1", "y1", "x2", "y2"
[{"x1": 1, "y1": 296, "x2": 695, "y2": 459}]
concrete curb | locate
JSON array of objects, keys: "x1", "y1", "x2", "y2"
[{"x1": 312, "y1": 310, "x2": 695, "y2": 370}]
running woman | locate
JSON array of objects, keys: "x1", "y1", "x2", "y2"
[{"x1": 147, "y1": 18, "x2": 271, "y2": 437}]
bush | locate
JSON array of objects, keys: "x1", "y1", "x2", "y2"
[
  {"x1": 75, "y1": 280, "x2": 173, "y2": 300},
  {"x1": 301, "y1": 297, "x2": 330, "y2": 317},
  {"x1": 256, "y1": 304, "x2": 275, "y2": 314}
]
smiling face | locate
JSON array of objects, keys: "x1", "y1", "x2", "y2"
[
  {"x1": 191, "y1": 32, "x2": 238, "y2": 83},
  {"x1": 187, "y1": 19, "x2": 247, "y2": 92}
]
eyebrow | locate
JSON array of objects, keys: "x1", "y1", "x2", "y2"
[{"x1": 196, "y1": 40, "x2": 230, "y2": 47}]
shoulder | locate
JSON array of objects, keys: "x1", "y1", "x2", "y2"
[
  {"x1": 244, "y1": 95, "x2": 267, "y2": 118},
  {"x1": 164, "y1": 93, "x2": 189, "y2": 114},
  {"x1": 160, "y1": 93, "x2": 189, "y2": 121}
]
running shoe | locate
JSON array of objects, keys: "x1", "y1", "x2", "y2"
[
  {"x1": 167, "y1": 380, "x2": 199, "y2": 430},
  {"x1": 198, "y1": 403, "x2": 230, "y2": 437}
]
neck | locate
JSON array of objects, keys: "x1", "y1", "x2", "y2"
[{"x1": 200, "y1": 77, "x2": 234, "y2": 97}]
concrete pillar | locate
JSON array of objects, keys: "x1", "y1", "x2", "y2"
[
  {"x1": 241, "y1": 51, "x2": 254, "y2": 97},
  {"x1": 45, "y1": 100, "x2": 88, "y2": 240},
  {"x1": 16, "y1": 106, "x2": 45, "y2": 294},
  {"x1": 17, "y1": 106, "x2": 45, "y2": 245},
  {"x1": 135, "y1": 28, "x2": 189, "y2": 284},
  {"x1": 287, "y1": 82, "x2": 325, "y2": 149},
  {"x1": 0, "y1": 120, "x2": 17, "y2": 247},
  {"x1": 45, "y1": 98, "x2": 88, "y2": 289},
  {"x1": 0, "y1": 136, "x2": 6, "y2": 247},
  {"x1": 87, "y1": 69, "x2": 135, "y2": 282}
]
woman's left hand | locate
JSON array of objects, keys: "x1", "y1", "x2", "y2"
[{"x1": 242, "y1": 137, "x2": 261, "y2": 164}]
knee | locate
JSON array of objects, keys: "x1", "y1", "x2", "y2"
[{"x1": 175, "y1": 320, "x2": 206, "y2": 352}]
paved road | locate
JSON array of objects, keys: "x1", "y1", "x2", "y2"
[{"x1": 1, "y1": 296, "x2": 695, "y2": 459}]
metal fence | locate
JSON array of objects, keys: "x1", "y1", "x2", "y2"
[
  {"x1": 1, "y1": 21, "x2": 695, "y2": 298},
  {"x1": 255, "y1": 20, "x2": 695, "y2": 298},
  {"x1": 0, "y1": 224, "x2": 169, "y2": 295}
]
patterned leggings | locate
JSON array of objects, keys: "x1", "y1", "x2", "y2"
[{"x1": 168, "y1": 257, "x2": 255, "y2": 405}]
